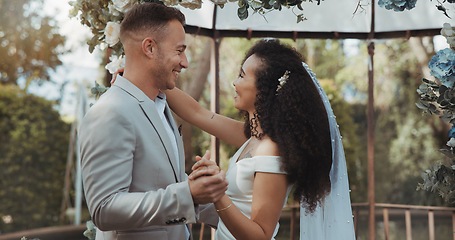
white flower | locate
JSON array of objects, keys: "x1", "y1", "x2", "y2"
[
  {"x1": 108, "y1": 3, "x2": 122, "y2": 17},
  {"x1": 104, "y1": 22, "x2": 121, "y2": 47},
  {"x1": 447, "y1": 138, "x2": 455, "y2": 148},
  {"x1": 68, "y1": 0, "x2": 82, "y2": 18},
  {"x1": 105, "y1": 55, "x2": 125, "y2": 74}
]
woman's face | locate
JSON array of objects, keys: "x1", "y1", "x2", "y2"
[{"x1": 233, "y1": 54, "x2": 260, "y2": 112}]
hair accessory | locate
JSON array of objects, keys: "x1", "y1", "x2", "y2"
[{"x1": 276, "y1": 70, "x2": 291, "y2": 93}]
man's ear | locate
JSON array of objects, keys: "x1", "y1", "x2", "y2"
[{"x1": 142, "y1": 37, "x2": 156, "y2": 58}]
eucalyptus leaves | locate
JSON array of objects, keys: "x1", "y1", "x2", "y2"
[
  {"x1": 83, "y1": 220, "x2": 97, "y2": 240},
  {"x1": 416, "y1": 23, "x2": 455, "y2": 203},
  {"x1": 416, "y1": 23, "x2": 455, "y2": 123},
  {"x1": 69, "y1": 0, "x2": 320, "y2": 97},
  {"x1": 69, "y1": 0, "x2": 318, "y2": 57}
]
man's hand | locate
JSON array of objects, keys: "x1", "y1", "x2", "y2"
[
  {"x1": 189, "y1": 170, "x2": 228, "y2": 204},
  {"x1": 188, "y1": 150, "x2": 227, "y2": 204},
  {"x1": 189, "y1": 150, "x2": 220, "y2": 180}
]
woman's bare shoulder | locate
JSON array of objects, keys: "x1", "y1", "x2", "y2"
[{"x1": 255, "y1": 137, "x2": 279, "y2": 156}]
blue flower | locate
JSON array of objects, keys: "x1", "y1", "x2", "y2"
[
  {"x1": 428, "y1": 48, "x2": 455, "y2": 88},
  {"x1": 449, "y1": 125, "x2": 455, "y2": 138},
  {"x1": 378, "y1": 0, "x2": 417, "y2": 11}
]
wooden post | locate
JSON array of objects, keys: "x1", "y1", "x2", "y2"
[
  {"x1": 199, "y1": 223, "x2": 205, "y2": 240},
  {"x1": 383, "y1": 208, "x2": 389, "y2": 240},
  {"x1": 209, "y1": 9, "x2": 220, "y2": 167},
  {"x1": 428, "y1": 210, "x2": 435, "y2": 240},
  {"x1": 405, "y1": 209, "x2": 412, "y2": 240},
  {"x1": 452, "y1": 212, "x2": 455, "y2": 240},
  {"x1": 367, "y1": 41, "x2": 376, "y2": 240}
]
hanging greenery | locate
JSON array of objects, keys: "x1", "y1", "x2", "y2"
[{"x1": 415, "y1": 22, "x2": 455, "y2": 203}]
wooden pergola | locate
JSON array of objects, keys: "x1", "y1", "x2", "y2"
[{"x1": 179, "y1": 1, "x2": 451, "y2": 239}]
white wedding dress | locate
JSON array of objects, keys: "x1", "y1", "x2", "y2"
[{"x1": 215, "y1": 138, "x2": 293, "y2": 240}]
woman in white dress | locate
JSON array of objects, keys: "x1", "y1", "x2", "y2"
[{"x1": 166, "y1": 39, "x2": 355, "y2": 239}]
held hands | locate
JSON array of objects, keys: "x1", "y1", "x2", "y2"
[
  {"x1": 189, "y1": 150, "x2": 220, "y2": 180},
  {"x1": 188, "y1": 151, "x2": 228, "y2": 204}
]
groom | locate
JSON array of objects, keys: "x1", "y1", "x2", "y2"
[{"x1": 78, "y1": 3, "x2": 227, "y2": 240}]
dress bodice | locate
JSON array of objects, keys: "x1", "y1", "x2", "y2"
[{"x1": 215, "y1": 139, "x2": 293, "y2": 240}]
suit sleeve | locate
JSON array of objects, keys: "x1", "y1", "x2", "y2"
[
  {"x1": 196, "y1": 203, "x2": 219, "y2": 228},
  {"x1": 79, "y1": 100, "x2": 197, "y2": 231}
]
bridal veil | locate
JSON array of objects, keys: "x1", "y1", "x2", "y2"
[{"x1": 300, "y1": 63, "x2": 356, "y2": 240}]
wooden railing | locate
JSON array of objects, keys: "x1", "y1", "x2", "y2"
[
  {"x1": 350, "y1": 203, "x2": 455, "y2": 240},
  {"x1": 193, "y1": 203, "x2": 455, "y2": 240},
  {"x1": 2, "y1": 203, "x2": 453, "y2": 240}
]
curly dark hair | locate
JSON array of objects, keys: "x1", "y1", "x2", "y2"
[{"x1": 241, "y1": 39, "x2": 332, "y2": 213}]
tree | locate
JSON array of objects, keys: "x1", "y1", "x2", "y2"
[
  {"x1": 0, "y1": 85, "x2": 70, "y2": 233},
  {"x1": 336, "y1": 38, "x2": 448, "y2": 205},
  {"x1": 0, "y1": 0, "x2": 65, "y2": 90}
]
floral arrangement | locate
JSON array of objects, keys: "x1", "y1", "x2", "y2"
[
  {"x1": 69, "y1": 0, "x2": 322, "y2": 96},
  {"x1": 415, "y1": 22, "x2": 455, "y2": 203},
  {"x1": 378, "y1": 0, "x2": 455, "y2": 18},
  {"x1": 378, "y1": 0, "x2": 455, "y2": 204},
  {"x1": 378, "y1": 0, "x2": 417, "y2": 11},
  {"x1": 69, "y1": 0, "x2": 319, "y2": 54}
]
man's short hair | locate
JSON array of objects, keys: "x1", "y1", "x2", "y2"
[{"x1": 120, "y1": 2, "x2": 185, "y2": 42}]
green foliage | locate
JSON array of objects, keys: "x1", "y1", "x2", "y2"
[
  {"x1": 0, "y1": 85, "x2": 70, "y2": 233},
  {"x1": 320, "y1": 80, "x2": 366, "y2": 202},
  {"x1": 369, "y1": 39, "x2": 446, "y2": 205},
  {"x1": 0, "y1": 0, "x2": 65, "y2": 88},
  {"x1": 235, "y1": 0, "x2": 315, "y2": 22}
]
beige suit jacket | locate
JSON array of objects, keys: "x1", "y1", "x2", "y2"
[{"x1": 79, "y1": 76, "x2": 217, "y2": 240}]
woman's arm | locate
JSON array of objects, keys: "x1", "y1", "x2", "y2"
[
  {"x1": 215, "y1": 173, "x2": 288, "y2": 240},
  {"x1": 213, "y1": 139, "x2": 287, "y2": 240},
  {"x1": 165, "y1": 87, "x2": 246, "y2": 148}
]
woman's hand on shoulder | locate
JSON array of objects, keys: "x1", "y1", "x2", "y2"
[{"x1": 110, "y1": 68, "x2": 124, "y2": 84}]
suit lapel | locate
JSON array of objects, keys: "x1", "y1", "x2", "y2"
[
  {"x1": 114, "y1": 76, "x2": 180, "y2": 182},
  {"x1": 140, "y1": 100, "x2": 180, "y2": 179}
]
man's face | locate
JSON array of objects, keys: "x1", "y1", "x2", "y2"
[{"x1": 152, "y1": 20, "x2": 188, "y2": 90}]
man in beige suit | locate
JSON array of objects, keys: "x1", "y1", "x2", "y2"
[{"x1": 79, "y1": 3, "x2": 227, "y2": 240}]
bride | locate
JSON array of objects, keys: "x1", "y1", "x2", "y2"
[{"x1": 167, "y1": 38, "x2": 356, "y2": 240}]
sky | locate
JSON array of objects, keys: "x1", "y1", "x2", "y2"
[{"x1": 33, "y1": 0, "x2": 102, "y2": 118}]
